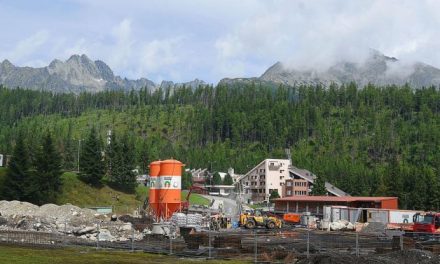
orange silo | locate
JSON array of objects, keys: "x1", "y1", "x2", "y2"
[
  {"x1": 148, "y1": 161, "x2": 161, "y2": 219},
  {"x1": 158, "y1": 159, "x2": 183, "y2": 220}
]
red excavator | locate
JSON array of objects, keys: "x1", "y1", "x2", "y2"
[
  {"x1": 412, "y1": 212, "x2": 440, "y2": 233},
  {"x1": 181, "y1": 185, "x2": 207, "y2": 212}
]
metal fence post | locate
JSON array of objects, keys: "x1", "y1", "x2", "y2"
[
  {"x1": 356, "y1": 232, "x2": 359, "y2": 257},
  {"x1": 208, "y1": 229, "x2": 212, "y2": 259},
  {"x1": 307, "y1": 229, "x2": 310, "y2": 259},
  {"x1": 400, "y1": 234, "x2": 403, "y2": 251},
  {"x1": 254, "y1": 231, "x2": 258, "y2": 264},
  {"x1": 64, "y1": 220, "x2": 67, "y2": 246},
  {"x1": 131, "y1": 226, "x2": 135, "y2": 252},
  {"x1": 96, "y1": 221, "x2": 100, "y2": 250},
  {"x1": 169, "y1": 236, "x2": 173, "y2": 255}
]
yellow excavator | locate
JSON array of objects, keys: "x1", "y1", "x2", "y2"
[{"x1": 239, "y1": 209, "x2": 282, "y2": 229}]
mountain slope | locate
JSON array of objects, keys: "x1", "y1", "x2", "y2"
[
  {"x1": 259, "y1": 51, "x2": 440, "y2": 88},
  {"x1": 0, "y1": 55, "x2": 206, "y2": 94}
]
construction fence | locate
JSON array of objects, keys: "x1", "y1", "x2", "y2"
[{"x1": 1, "y1": 224, "x2": 440, "y2": 263}]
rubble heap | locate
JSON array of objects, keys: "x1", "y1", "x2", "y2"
[{"x1": 0, "y1": 200, "x2": 143, "y2": 242}]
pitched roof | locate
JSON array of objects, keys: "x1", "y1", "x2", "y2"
[{"x1": 289, "y1": 167, "x2": 349, "y2": 197}]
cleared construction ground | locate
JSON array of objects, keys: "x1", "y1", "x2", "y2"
[{"x1": 1, "y1": 226, "x2": 440, "y2": 263}]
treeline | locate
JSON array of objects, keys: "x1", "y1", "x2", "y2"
[
  {"x1": 0, "y1": 127, "x2": 138, "y2": 204},
  {"x1": 1, "y1": 132, "x2": 62, "y2": 205},
  {"x1": 0, "y1": 83, "x2": 439, "y2": 210}
]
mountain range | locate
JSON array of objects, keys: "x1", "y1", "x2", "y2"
[
  {"x1": 220, "y1": 50, "x2": 440, "y2": 88},
  {"x1": 0, "y1": 54, "x2": 206, "y2": 94},
  {"x1": 1, "y1": 51, "x2": 440, "y2": 94}
]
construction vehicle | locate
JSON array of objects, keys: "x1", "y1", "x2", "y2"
[
  {"x1": 412, "y1": 212, "x2": 440, "y2": 233},
  {"x1": 239, "y1": 209, "x2": 282, "y2": 229},
  {"x1": 181, "y1": 185, "x2": 207, "y2": 212}
]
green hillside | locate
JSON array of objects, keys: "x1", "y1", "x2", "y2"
[
  {"x1": 1, "y1": 84, "x2": 440, "y2": 210},
  {"x1": 56, "y1": 172, "x2": 208, "y2": 213},
  {"x1": 57, "y1": 172, "x2": 146, "y2": 214}
]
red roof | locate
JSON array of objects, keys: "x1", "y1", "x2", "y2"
[{"x1": 274, "y1": 196, "x2": 397, "y2": 203}]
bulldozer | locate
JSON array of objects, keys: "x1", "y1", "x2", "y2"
[{"x1": 239, "y1": 209, "x2": 282, "y2": 229}]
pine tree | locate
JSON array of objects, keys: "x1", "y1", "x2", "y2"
[
  {"x1": 63, "y1": 121, "x2": 76, "y2": 170},
  {"x1": 182, "y1": 171, "x2": 193, "y2": 190},
  {"x1": 269, "y1": 189, "x2": 280, "y2": 202},
  {"x1": 105, "y1": 131, "x2": 118, "y2": 183},
  {"x1": 311, "y1": 177, "x2": 327, "y2": 195},
  {"x1": 119, "y1": 134, "x2": 137, "y2": 191},
  {"x1": 223, "y1": 173, "x2": 233, "y2": 185},
  {"x1": 79, "y1": 127, "x2": 104, "y2": 186},
  {"x1": 2, "y1": 131, "x2": 31, "y2": 201},
  {"x1": 212, "y1": 172, "x2": 222, "y2": 185},
  {"x1": 33, "y1": 132, "x2": 63, "y2": 204}
]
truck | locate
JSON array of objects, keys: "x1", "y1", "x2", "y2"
[{"x1": 412, "y1": 212, "x2": 440, "y2": 233}]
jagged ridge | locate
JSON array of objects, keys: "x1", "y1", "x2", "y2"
[{"x1": 0, "y1": 55, "x2": 206, "y2": 94}]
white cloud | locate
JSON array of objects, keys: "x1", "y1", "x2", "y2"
[
  {"x1": 1, "y1": 0, "x2": 440, "y2": 83},
  {"x1": 7, "y1": 30, "x2": 49, "y2": 65},
  {"x1": 139, "y1": 38, "x2": 181, "y2": 73}
]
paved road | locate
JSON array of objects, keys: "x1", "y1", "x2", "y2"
[{"x1": 201, "y1": 194, "x2": 240, "y2": 221}]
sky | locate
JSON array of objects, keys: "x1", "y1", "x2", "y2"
[{"x1": 0, "y1": 0, "x2": 439, "y2": 84}]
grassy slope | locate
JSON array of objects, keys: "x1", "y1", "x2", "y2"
[
  {"x1": 182, "y1": 190, "x2": 210, "y2": 206},
  {"x1": 0, "y1": 245, "x2": 247, "y2": 264},
  {"x1": 57, "y1": 172, "x2": 209, "y2": 213}
]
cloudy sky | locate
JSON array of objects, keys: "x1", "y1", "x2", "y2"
[{"x1": 0, "y1": 0, "x2": 439, "y2": 84}]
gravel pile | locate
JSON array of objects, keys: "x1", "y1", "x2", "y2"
[{"x1": 360, "y1": 222, "x2": 386, "y2": 234}]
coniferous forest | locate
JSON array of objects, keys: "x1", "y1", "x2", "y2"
[{"x1": 0, "y1": 83, "x2": 439, "y2": 210}]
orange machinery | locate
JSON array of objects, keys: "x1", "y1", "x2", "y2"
[
  {"x1": 283, "y1": 213, "x2": 301, "y2": 224},
  {"x1": 148, "y1": 161, "x2": 161, "y2": 220},
  {"x1": 158, "y1": 159, "x2": 184, "y2": 220}
]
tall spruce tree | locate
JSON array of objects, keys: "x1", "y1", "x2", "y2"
[
  {"x1": 223, "y1": 173, "x2": 233, "y2": 185},
  {"x1": 311, "y1": 176, "x2": 327, "y2": 195},
  {"x1": 32, "y1": 132, "x2": 63, "y2": 205},
  {"x1": 2, "y1": 132, "x2": 31, "y2": 201},
  {"x1": 80, "y1": 127, "x2": 104, "y2": 186},
  {"x1": 105, "y1": 131, "x2": 118, "y2": 183},
  {"x1": 182, "y1": 171, "x2": 193, "y2": 189},
  {"x1": 212, "y1": 172, "x2": 222, "y2": 185},
  {"x1": 118, "y1": 134, "x2": 137, "y2": 191}
]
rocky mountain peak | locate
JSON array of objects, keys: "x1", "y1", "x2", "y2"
[
  {"x1": 259, "y1": 51, "x2": 440, "y2": 88},
  {"x1": 0, "y1": 55, "x2": 207, "y2": 94},
  {"x1": 1, "y1": 59, "x2": 14, "y2": 69}
]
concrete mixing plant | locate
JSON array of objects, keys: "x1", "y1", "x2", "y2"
[{"x1": 148, "y1": 159, "x2": 184, "y2": 221}]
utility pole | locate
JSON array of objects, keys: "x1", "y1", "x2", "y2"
[{"x1": 77, "y1": 139, "x2": 82, "y2": 172}]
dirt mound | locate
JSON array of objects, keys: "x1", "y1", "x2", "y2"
[{"x1": 296, "y1": 249, "x2": 440, "y2": 264}]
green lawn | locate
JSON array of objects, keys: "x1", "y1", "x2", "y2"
[
  {"x1": 181, "y1": 190, "x2": 210, "y2": 206},
  {"x1": 0, "y1": 245, "x2": 248, "y2": 264}
]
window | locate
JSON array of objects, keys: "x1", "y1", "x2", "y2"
[
  {"x1": 287, "y1": 190, "x2": 291, "y2": 195},
  {"x1": 246, "y1": 182, "x2": 249, "y2": 186},
  {"x1": 280, "y1": 170, "x2": 284, "y2": 173},
  {"x1": 287, "y1": 181, "x2": 292, "y2": 187},
  {"x1": 280, "y1": 176, "x2": 283, "y2": 180},
  {"x1": 270, "y1": 163, "x2": 274, "y2": 166}
]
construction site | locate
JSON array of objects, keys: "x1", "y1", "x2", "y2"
[{"x1": 1, "y1": 159, "x2": 440, "y2": 263}]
